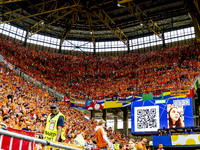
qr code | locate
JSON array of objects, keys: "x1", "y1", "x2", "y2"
[{"x1": 135, "y1": 107, "x2": 159, "y2": 131}]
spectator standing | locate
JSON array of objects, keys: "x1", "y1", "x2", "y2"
[
  {"x1": 94, "y1": 119, "x2": 113, "y2": 150},
  {"x1": 128, "y1": 139, "x2": 137, "y2": 150},
  {"x1": 119, "y1": 142, "x2": 126, "y2": 150},
  {"x1": 157, "y1": 144, "x2": 164, "y2": 150},
  {"x1": 43, "y1": 103, "x2": 65, "y2": 142},
  {"x1": 114, "y1": 140, "x2": 120, "y2": 150},
  {"x1": 182, "y1": 129, "x2": 189, "y2": 135},
  {"x1": 168, "y1": 130, "x2": 172, "y2": 136},
  {"x1": 189, "y1": 128, "x2": 194, "y2": 134},
  {"x1": 135, "y1": 138, "x2": 147, "y2": 150}
]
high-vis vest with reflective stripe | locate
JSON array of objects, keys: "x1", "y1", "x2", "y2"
[
  {"x1": 114, "y1": 143, "x2": 119, "y2": 150},
  {"x1": 43, "y1": 112, "x2": 65, "y2": 141}
]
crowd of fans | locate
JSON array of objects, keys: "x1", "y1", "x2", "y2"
[
  {"x1": 0, "y1": 36, "x2": 200, "y2": 149},
  {"x1": 1, "y1": 36, "x2": 200, "y2": 100},
  {"x1": 0, "y1": 66, "x2": 127, "y2": 147},
  {"x1": 158, "y1": 128, "x2": 195, "y2": 136}
]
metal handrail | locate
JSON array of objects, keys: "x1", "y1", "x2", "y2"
[{"x1": 0, "y1": 129, "x2": 83, "y2": 150}]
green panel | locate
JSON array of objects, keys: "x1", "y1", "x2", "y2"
[
  {"x1": 142, "y1": 93, "x2": 153, "y2": 100},
  {"x1": 196, "y1": 80, "x2": 199, "y2": 89}
]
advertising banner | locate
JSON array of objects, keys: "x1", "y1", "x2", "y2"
[
  {"x1": 171, "y1": 134, "x2": 200, "y2": 145},
  {"x1": 86, "y1": 96, "x2": 135, "y2": 110},
  {"x1": 153, "y1": 134, "x2": 200, "y2": 146},
  {"x1": 75, "y1": 99, "x2": 86, "y2": 107},
  {"x1": 170, "y1": 90, "x2": 190, "y2": 96}
]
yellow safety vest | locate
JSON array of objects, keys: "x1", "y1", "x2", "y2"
[
  {"x1": 114, "y1": 143, "x2": 119, "y2": 150},
  {"x1": 43, "y1": 112, "x2": 65, "y2": 141}
]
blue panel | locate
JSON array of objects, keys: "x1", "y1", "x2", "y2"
[
  {"x1": 153, "y1": 136, "x2": 172, "y2": 146},
  {"x1": 131, "y1": 97, "x2": 194, "y2": 133}
]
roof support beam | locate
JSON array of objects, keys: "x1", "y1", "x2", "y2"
[
  {"x1": 86, "y1": 12, "x2": 95, "y2": 51},
  {"x1": 2, "y1": 0, "x2": 55, "y2": 15},
  {"x1": 0, "y1": 0, "x2": 25, "y2": 4},
  {"x1": 126, "y1": 2, "x2": 164, "y2": 40},
  {"x1": 118, "y1": 0, "x2": 134, "y2": 4},
  {"x1": 189, "y1": 11, "x2": 200, "y2": 43},
  {"x1": 187, "y1": 0, "x2": 200, "y2": 42},
  {"x1": 93, "y1": 9, "x2": 128, "y2": 47},
  {"x1": 61, "y1": 12, "x2": 78, "y2": 45},
  {"x1": 193, "y1": 0, "x2": 200, "y2": 15},
  {"x1": 2, "y1": 3, "x2": 77, "y2": 24},
  {"x1": 27, "y1": 10, "x2": 74, "y2": 39}
]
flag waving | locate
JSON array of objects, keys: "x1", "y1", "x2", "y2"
[{"x1": 84, "y1": 114, "x2": 90, "y2": 121}]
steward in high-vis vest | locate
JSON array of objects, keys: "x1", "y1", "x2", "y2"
[{"x1": 43, "y1": 103, "x2": 65, "y2": 142}]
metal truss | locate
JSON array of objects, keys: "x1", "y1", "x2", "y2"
[
  {"x1": 27, "y1": 10, "x2": 74, "y2": 39},
  {"x1": 93, "y1": 9, "x2": 128, "y2": 47},
  {"x1": 194, "y1": 0, "x2": 200, "y2": 15},
  {"x1": 117, "y1": 0, "x2": 134, "y2": 5},
  {"x1": 2, "y1": 1, "x2": 78, "y2": 24},
  {"x1": 61, "y1": 12, "x2": 79, "y2": 45},
  {"x1": 86, "y1": 12, "x2": 95, "y2": 49},
  {"x1": 1, "y1": 0, "x2": 55, "y2": 16},
  {"x1": 126, "y1": 2, "x2": 164, "y2": 40},
  {"x1": 0, "y1": 0, "x2": 25, "y2": 4}
]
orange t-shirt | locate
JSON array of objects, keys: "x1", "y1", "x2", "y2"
[
  {"x1": 95, "y1": 126, "x2": 107, "y2": 148},
  {"x1": 135, "y1": 142, "x2": 147, "y2": 150}
]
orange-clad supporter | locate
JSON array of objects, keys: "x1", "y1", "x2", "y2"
[
  {"x1": 2, "y1": 103, "x2": 9, "y2": 114},
  {"x1": 9, "y1": 112, "x2": 16, "y2": 128},
  {"x1": 157, "y1": 144, "x2": 164, "y2": 150},
  {"x1": 95, "y1": 119, "x2": 114, "y2": 150},
  {"x1": 0, "y1": 37, "x2": 200, "y2": 147},
  {"x1": 2, "y1": 115, "x2": 10, "y2": 127},
  {"x1": 135, "y1": 138, "x2": 147, "y2": 150},
  {"x1": 2, "y1": 36, "x2": 200, "y2": 97},
  {"x1": 13, "y1": 119, "x2": 24, "y2": 130}
]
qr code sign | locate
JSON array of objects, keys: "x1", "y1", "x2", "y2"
[{"x1": 134, "y1": 106, "x2": 159, "y2": 132}]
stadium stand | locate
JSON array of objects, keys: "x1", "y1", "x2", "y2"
[
  {"x1": 0, "y1": 56, "x2": 127, "y2": 149},
  {"x1": 1, "y1": 36, "x2": 200, "y2": 100},
  {"x1": 1, "y1": 36, "x2": 200, "y2": 149},
  {"x1": 1, "y1": 0, "x2": 200, "y2": 149}
]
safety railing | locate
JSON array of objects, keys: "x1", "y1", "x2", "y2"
[{"x1": 0, "y1": 129, "x2": 83, "y2": 150}]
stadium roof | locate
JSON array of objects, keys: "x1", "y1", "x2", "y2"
[{"x1": 1, "y1": 0, "x2": 198, "y2": 45}]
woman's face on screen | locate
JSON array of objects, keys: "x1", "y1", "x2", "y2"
[{"x1": 170, "y1": 107, "x2": 180, "y2": 121}]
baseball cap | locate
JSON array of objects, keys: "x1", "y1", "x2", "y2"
[{"x1": 50, "y1": 103, "x2": 58, "y2": 108}]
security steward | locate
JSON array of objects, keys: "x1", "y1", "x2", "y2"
[{"x1": 43, "y1": 103, "x2": 65, "y2": 142}]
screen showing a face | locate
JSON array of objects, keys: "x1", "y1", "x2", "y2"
[
  {"x1": 131, "y1": 97, "x2": 193, "y2": 133},
  {"x1": 167, "y1": 105, "x2": 185, "y2": 128}
]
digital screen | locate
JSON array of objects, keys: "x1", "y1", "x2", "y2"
[{"x1": 131, "y1": 97, "x2": 194, "y2": 133}]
